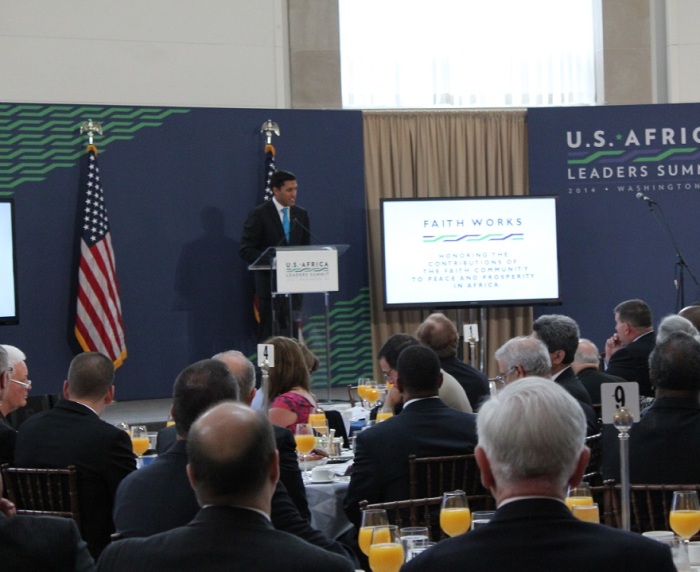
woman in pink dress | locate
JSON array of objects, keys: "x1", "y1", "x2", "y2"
[{"x1": 266, "y1": 336, "x2": 318, "y2": 432}]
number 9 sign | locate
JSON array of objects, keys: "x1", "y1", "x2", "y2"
[{"x1": 601, "y1": 382, "x2": 640, "y2": 425}]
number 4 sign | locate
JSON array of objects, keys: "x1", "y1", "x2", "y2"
[{"x1": 600, "y1": 382, "x2": 641, "y2": 425}]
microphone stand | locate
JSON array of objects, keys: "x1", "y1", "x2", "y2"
[{"x1": 641, "y1": 199, "x2": 699, "y2": 310}]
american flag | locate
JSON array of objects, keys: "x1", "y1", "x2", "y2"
[
  {"x1": 262, "y1": 143, "x2": 276, "y2": 201},
  {"x1": 254, "y1": 143, "x2": 277, "y2": 323},
  {"x1": 74, "y1": 147, "x2": 127, "y2": 367}
]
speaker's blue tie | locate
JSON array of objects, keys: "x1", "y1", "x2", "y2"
[{"x1": 282, "y1": 207, "x2": 290, "y2": 242}]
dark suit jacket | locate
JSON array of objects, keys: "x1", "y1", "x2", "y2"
[
  {"x1": 98, "y1": 505, "x2": 355, "y2": 572},
  {"x1": 439, "y1": 356, "x2": 490, "y2": 411},
  {"x1": 155, "y1": 423, "x2": 309, "y2": 520},
  {"x1": 402, "y1": 498, "x2": 674, "y2": 571},
  {"x1": 606, "y1": 331, "x2": 656, "y2": 396},
  {"x1": 14, "y1": 399, "x2": 136, "y2": 558},
  {"x1": 0, "y1": 508, "x2": 95, "y2": 571},
  {"x1": 113, "y1": 439, "x2": 355, "y2": 564},
  {"x1": 576, "y1": 367, "x2": 625, "y2": 404},
  {"x1": 343, "y1": 398, "x2": 478, "y2": 527},
  {"x1": 239, "y1": 199, "x2": 311, "y2": 299},
  {"x1": 602, "y1": 396, "x2": 700, "y2": 483},
  {"x1": 0, "y1": 413, "x2": 16, "y2": 465},
  {"x1": 553, "y1": 367, "x2": 599, "y2": 435}
]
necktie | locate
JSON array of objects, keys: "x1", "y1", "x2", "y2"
[{"x1": 282, "y1": 207, "x2": 290, "y2": 242}]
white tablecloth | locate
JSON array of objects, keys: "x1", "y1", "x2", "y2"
[{"x1": 305, "y1": 460, "x2": 353, "y2": 539}]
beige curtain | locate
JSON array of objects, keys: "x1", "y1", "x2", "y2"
[{"x1": 363, "y1": 109, "x2": 532, "y2": 377}]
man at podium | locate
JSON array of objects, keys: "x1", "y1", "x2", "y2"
[{"x1": 240, "y1": 170, "x2": 311, "y2": 340}]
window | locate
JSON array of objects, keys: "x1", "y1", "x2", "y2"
[{"x1": 339, "y1": 0, "x2": 596, "y2": 108}]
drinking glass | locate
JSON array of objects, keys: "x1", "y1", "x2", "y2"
[
  {"x1": 566, "y1": 483, "x2": 594, "y2": 510},
  {"x1": 670, "y1": 491, "x2": 700, "y2": 542},
  {"x1": 440, "y1": 490, "x2": 471, "y2": 537},
  {"x1": 308, "y1": 409, "x2": 327, "y2": 429},
  {"x1": 471, "y1": 510, "x2": 495, "y2": 530},
  {"x1": 359, "y1": 509, "x2": 389, "y2": 556},
  {"x1": 364, "y1": 380, "x2": 380, "y2": 408},
  {"x1": 294, "y1": 423, "x2": 316, "y2": 477},
  {"x1": 572, "y1": 503, "x2": 600, "y2": 524},
  {"x1": 376, "y1": 411, "x2": 393, "y2": 422},
  {"x1": 399, "y1": 526, "x2": 429, "y2": 559},
  {"x1": 369, "y1": 525, "x2": 404, "y2": 572},
  {"x1": 130, "y1": 426, "x2": 150, "y2": 456}
]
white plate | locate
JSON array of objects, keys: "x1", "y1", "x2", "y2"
[{"x1": 308, "y1": 478, "x2": 335, "y2": 484}]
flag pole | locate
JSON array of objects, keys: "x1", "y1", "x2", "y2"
[{"x1": 79, "y1": 119, "x2": 103, "y2": 147}]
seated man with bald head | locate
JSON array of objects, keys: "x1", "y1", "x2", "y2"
[
  {"x1": 403, "y1": 378, "x2": 674, "y2": 572},
  {"x1": 98, "y1": 403, "x2": 354, "y2": 572}
]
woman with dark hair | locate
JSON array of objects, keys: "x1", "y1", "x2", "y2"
[{"x1": 266, "y1": 336, "x2": 318, "y2": 431}]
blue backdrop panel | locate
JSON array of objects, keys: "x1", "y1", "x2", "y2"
[
  {"x1": 528, "y1": 103, "x2": 700, "y2": 350},
  {"x1": 0, "y1": 104, "x2": 370, "y2": 400}
]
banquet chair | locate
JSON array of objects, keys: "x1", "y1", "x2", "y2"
[
  {"x1": 408, "y1": 453, "x2": 493, "y2": 510},
  {"x1": 1, "y1": 464, "x2": 81, "y2": 530},
  {"x1": 582, "y1": 432, "x2": 603, "y2": 486},
  {"x1": 605, "y1": 481, "x2": 700, "y2": 536},
  {"x1": 359, "y1": 496, "x2": 444, "y2": 540},
  {"x1": 324, "y1": 408, "x2": 349, "y2": 448}
]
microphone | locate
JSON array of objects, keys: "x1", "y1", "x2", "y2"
[
  {"x1": 291, "y1": 216, "x2": 327, "y2": 245},
  {"x1": 636, "y1": 192, "x2": 657, "y2": 205}
]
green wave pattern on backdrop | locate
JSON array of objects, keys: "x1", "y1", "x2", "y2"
[
  {"x1": 0, "y1": 103, "x2": 190, "y2": 194},
  {"x1": 306, "y1": 287, "x2": 374, "y2": 389}
]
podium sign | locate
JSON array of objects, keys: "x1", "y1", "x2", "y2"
[{"x1": 275, "y1": 248, "x2": 339, "y2": 294}]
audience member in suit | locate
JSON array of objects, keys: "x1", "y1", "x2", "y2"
[
  {"x1": 403, "y1": 378, "x2": 675, "y2": 572},
  {"x1": 602, "y1": 332, "x2": 700, "y2": 483},
  {"x1": 0, "y1": 471, "x2": 95, "y2": 571},
  {"x1": 572, "y1": 338, "x2": 625, "y2": 404},
  {"x1": 415, "y1": 312, "x2": 490, "y2": 410},
  {"x1": 679, "y1": 304, "x2": 700, "y2": 331},
  {"x1": 343, "y1": 344, "x2": 478, "y2": 528},
  {"x1": 98, "y1": 402, "x2": 355, "y2": 572},
  {"x1": 495, "y1": 335, "x2": 598, "y2": 435},
  {"x1": 239, "y1": 170, "x2": 311, "y2": 340},
  {"x1": 376, "y1": 334, "x2": 472, "y2": 416},
  {"x1": 14, "y1": 352, "x2": 136, "y2": 558},
  {"x1": 113, "y1": 355, "x2": 354, "y2": 564},
  {"x1": 605, "y1": 298, "x2": 656, "y2": 396},
  {"x1": 0, "y1": 344, "x2": 31, "y2": 464}
]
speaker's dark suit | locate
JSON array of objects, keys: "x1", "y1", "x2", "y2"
[
  {"x1": 606, "y1": 331, "x2": 656, "y2": 396},
  {"x1": 14, "y1": 399, "x2": 136, "y2": 558},
  {"x1": 98, "y1": 506, "x2": 355, "y2": 572},
  {"x1": 240, "y1": 199, "x2": 311, "y2": 339},
  {"x1": 402, "y1": 498, "x2": 674, "y2": 572},
  {"x1": 154, "y1": 423, "x2": 309, "y2": 520},
  {"x1": 576, "y1": 367, "x2": 625, "y2": 404},
  {"x1": 0, "y1": 512, "x2": 95, "y2": 571},
  {"x1": 112, "y1": 439, "x2": 355, "y2": 563},
  {"x1": 343, "y1": 398, "x2": 478, "y2": 528},
  {"x1": 602, "y1": 396, "x2": 700, "y2": 483}
]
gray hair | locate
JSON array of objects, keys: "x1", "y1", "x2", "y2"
[
  {"x1": 213, "y1": 350, "x2": 256, "y2": 399},
  {"x1": 0, "y1": 345, "x2": 7, "y2": 373},
  {"x1": 573, "y1": 338, "x2": 600, "y2": 366},
  {"x1": 656, "y1": 314, "x2": 699, "y2": 344},
  {"x1": 0, "y1": 345, "x2": 26, "y2": 369},
  {"x1": 532, "y1": 314, "x2": 580, "y2": 364},
  {"x1": 477, "y1": 376, "x2": 586, "y2": 490},
  {"x1": 494, "y1": 336, "x2": 551, "y2": 377}
]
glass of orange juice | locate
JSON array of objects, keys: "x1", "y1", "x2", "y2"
[
  {"x1": 369, "y1": 525, "x2": 404, "y2": 572},
  {"x1": 359, "y1": 509, "x2": 389, "y2": 556},
  {"x1": 308, "y1": 409, "x2": 326, "y2": 428},
  {"x1": 670, "y1": 491, "x2": 700, "y2": 543},
  {"x1": 440, "y1": 490, "x2": 471, "y2": 537},
  {"x1": 572, "y1": 503, "x2": 600, "y2": 523},
  {"x1": 565, "y1": 483, "x2": 594, "y2": 510},
  {"x1": 377, "y1": 411, "x2": 393, "y2": 422},
  {"x1": 130, "y1": 425, "x2": 150, "y2": 457},
  {"x1": 295, "y1": 423, "x2": 316, "y2": 477}
]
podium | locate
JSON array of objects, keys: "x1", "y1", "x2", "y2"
[{"x1": 249, "y1": 245, "x2": 349, "y2": 402}]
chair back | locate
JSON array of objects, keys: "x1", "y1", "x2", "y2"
[
  {"x1": 323, "y1": 409, "x2": 349, "y2": 449},
  {"x1": 582, "y1": 432, "x2": 603, "y2": 485},
  {"x1": 359, "y1": 496, "x2": 445, "y2": 540},
  {"x1": 605, "y1": 481, "x2": 700, "y2": 536},
  {"x1": 408, "y1": 453, "x2": 493, "y2": 509},
  {"x1": 1, "y1": 464, "x2": 81, "y2": 530}
]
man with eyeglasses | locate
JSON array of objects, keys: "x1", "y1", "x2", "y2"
[{"x1": 0, "y1": 344, "x2": 31, "y2": 464}]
